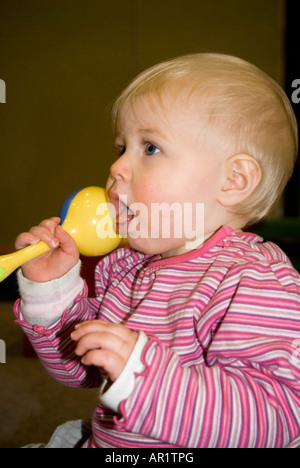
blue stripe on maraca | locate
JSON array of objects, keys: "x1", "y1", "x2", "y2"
[{"x1": 59, "y1": 188, "x2": 83, "y2": 225}]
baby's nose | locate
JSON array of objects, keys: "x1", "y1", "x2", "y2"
[{"x1": 110, "y1": 153, "x2": 132, "y2": 183}]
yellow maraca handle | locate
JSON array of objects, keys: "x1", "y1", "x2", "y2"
[{"x1": 0, "y1": 241, "x2": 51, "y2": 282}]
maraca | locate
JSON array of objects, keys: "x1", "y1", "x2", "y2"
[{"x1": 0, "y1": 186, "x2": 122, "y2": 282}]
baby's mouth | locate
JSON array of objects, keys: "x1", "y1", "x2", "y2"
[
  {"x1": 117, "y1": 199, "x2": 134, "y2": 225},
  {"x1": 110, "y1": 195, "x2": 135, "y2": 235}
]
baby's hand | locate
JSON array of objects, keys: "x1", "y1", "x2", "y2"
[
  {"x1": 15, "y1": 217, "x2": 79, "y2": 282},
  {"x1": 71, "y1": 320, "x2": 139, "y2": 382}
]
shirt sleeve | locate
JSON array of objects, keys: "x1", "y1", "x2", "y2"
[
  {"x1": 17, "y1": 261, "x2": 84, "y2": 326},
  {"x1": 14, "y1": 261, "x2": 103, "y2": 389}
]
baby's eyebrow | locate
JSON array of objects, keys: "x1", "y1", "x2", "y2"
[
  {"x1": 138, "y1": 128, "x2": 167, "y2": 140},
  {"x1": 139, "y1": 127, "x2": 160, "y2": 134}
]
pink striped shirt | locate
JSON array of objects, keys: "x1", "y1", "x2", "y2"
[{"x1": 14, "y1": 226, "x2": 300, "y2": 447}]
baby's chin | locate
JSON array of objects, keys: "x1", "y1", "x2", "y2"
[{"x1": 126, "y1": 235, "x2": 193, "y2": 258}]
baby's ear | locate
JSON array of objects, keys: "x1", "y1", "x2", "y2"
[{"x1": 218, "y1": 154, "x2": 261, "y2": 207}]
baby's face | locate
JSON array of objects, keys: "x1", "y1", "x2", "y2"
[{"x1": 106, "y1": 90, "x2": 227, "y2": 257}]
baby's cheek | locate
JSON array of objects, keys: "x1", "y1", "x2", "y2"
[{"x1": 133, "y1": 181, "x2": 158, "y2": 207}]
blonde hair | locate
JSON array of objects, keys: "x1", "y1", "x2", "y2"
[{"x1": 112, "y1": 53, "x2": 298, "y2": 225}]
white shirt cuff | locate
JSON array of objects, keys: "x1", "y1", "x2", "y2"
[
  {"x1": 17, "y1": 261, "x2": 84, "y2": 326},
  {"x1": 99, "y1": 331, "x2": 148, "y2": 412}
]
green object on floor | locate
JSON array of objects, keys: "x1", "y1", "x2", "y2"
[{"x1": 0, "y1": 268, "x2": 6, "y2": 282}]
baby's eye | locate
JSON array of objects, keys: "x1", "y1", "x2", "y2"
[
  {"x1": 115, "y1": 145, "x2": 126, "y2": 157},
  {"x1": 145, "y1": 143, "x2": 160, "y2": 156}
]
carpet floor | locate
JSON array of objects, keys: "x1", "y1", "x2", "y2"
[{"x1": 0, "y1": 301, "x2": 98, "y2": 448}]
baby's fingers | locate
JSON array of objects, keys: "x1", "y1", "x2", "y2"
[
  {"x1": 73, "y1": 331, "x2": 127, "y2": 381},
  {"x1": 73, "y1": 330, "x2": 123, "y2": 357},
  {"x1": 15, "y1": 232, "x2": 40, "y2": 250},
  {"x1": 29, "y1": 226, "x2": 59, "y2": 250},
  {"x1": 15, "y1": 217, "x2": 61, "y2": 251},
  {"x1": 81, "y1": 348, "x2": 123, "y2": 381},
  {"x1": 38, "y1": 217, "x2": 61, "y2": 235}
]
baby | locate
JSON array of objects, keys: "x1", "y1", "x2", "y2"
[{"x1": 14, "y1": 53, "x2": 300, "y2": 448}]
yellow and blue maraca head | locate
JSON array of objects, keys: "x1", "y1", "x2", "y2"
[{"x1": 59, "y1": 186, "x2": 122, "y2": 256}]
